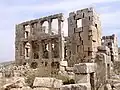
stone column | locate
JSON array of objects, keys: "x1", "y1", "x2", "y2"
[
  {"x1": 48, "y1": 18, "x2": 52, "y2": 34},
  {"x1": 17, "y1": 42, "x2": 25, "y2": 65},
  {"x1": 30, "y1": 41, "x2": 33, "y2": 60},
  {"x1": 58, "y1": 18, "x2": 64, "y2": 61},
  {"x1": 29, "y1": 23, "x2": 32, "y2": 36},
  {"x1": 37, "y1": 21, "x2": 42, "y2": 33},
  {"x1": 39, "y1": 41, "x2": 42, "y2": 60},
  {"x1": 48, "y1": 18, "x2": 52, "y2": 75},
  {"x1": 15, "y1": 41, "x2": 22, "y2": 65},
  {"x1": 96, "y1": 46, "x2": 111, "y2": 81},
  {"x1": 48, "y1": 40, "x2": 52, "y2": 76},
  {"x1": 48, "y1": 40, "x2": 52, "y2": 61},
  {"x1": 22, "y1": 42, "x2": 25, "y2": 59},
  {"x1": 58, "y1": 18, "x2": 62, "y2": 35},
  {"x1": 15, "y1": 24, "x2": 25, "y2": 65}
]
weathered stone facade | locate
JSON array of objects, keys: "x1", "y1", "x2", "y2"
[
  {"x1": 102, "y1": 34, "x2": 118, "y2": 62},
  {"x1": 67, "y1": 7, "x2": 102, "y2": 66},
  {"x1": 12, "y1": 7, "x2": 120, "y2": 90},
  {"x1": 15, "y1": 7, "x2": 102, "y2": 68},
  {"x1": 15, "y1": 13, "x2": 65, "y2": 75}
]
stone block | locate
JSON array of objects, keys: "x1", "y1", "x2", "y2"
[
  {"x1": 73, "y1": 63, "x2": 96, "y2": 74},
  {"x1": 60, "y1": 83, "x2": 91, "y2": 90},
  {"x1": 75, "y1": 74, "x2": 90, "y2": 83},
  {"x1": 3, "y1": 77, "x2": 26, "y2": 89},
  {"x1": 54, "y1": 79, "x2": 63, "y2": 88},
  {"x1": 104, "y1": 84, "x2": 112, "y2": 90},
  {"x1": 97, "y1": 46, "x2": 109, "y2": 52},
  {"x1": 60, "y1": 66, "x2": 65, "y2": 71},
  {"x1": 10, "y1": 88, "x2": 21, "y2": 90},
  {"x1": 33, "y1": 88, "x2": 50, "y2": 90},
  {"x1": 0, "y1": 73, "x2": 2, "y2": 78},
  {"x1": 60, "y1": 61, "x2": 68, "y2": 67},
  {"x1": 21, "y1": 87, "x2": 32, "y2": 90},
  {"x1": 10, "y1": 87, "x2": 32, "y2": 90},
  {"x1": 33, "y1": 77, "x2": 62, "y2": 88},
  {"x1": 66, "y1": 67, "x2": 73, "y2": 72}
]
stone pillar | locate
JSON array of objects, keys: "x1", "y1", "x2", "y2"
[
  {"x1": 96, "y1": 46, "x2": 111, "y2": 82},
  {"x1": 29, "y1": 23, "x2": 33, "y2": 36},
  {"x1": 73, "y1": 63, "x2": 96, "y2": 90},
  {"x1": 39, "y1": 41, "x2": 42, "y2": 60},
  {"x1": 58, "y1": 18, "x2": 64, "y2": 61},
  {"x1": 15, "y1": 24, "x2": 25, "y2": 65},
  {"x1": 15, "y1": 41, "x2": 20, "y2": 64},
  {"x1": 22, "y1": 42, "x2": 25, "y2": 59},
  {"x1": 58, "y1": 18, "x2": 61, "y2": 35},
  {"x1": 48, "y1": 40, "x2": 52, "y2": 76},
  {"x1": 18, "y1": 42, "x2": 25, "y2": 65},
  {"x1": 37, "y1": 21, "x2": 42, "y2": 33},
  {"x1": 48, "y1": 40, "x2": 52, "y2": 60},
  {"x1": 30, "y1": 41, "x2": 33, "y2": 60},
  {"x1": 48, "y1": 18, "x2": 52, "y2": 34}
]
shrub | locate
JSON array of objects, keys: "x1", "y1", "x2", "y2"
[{"x1": 63, "y1": 79, "x2": 75, "y2": 85}]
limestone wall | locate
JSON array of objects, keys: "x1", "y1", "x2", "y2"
[{"x1": 67, "y1": 7, "x2": 102, "y2": 66}]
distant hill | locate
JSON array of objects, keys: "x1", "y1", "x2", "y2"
[{"x1": 0, "y1": 61, "x2": 15, "y2": 67}]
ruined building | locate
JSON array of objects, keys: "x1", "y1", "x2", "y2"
[
  {"x1": 66, "y1": 7, "x2": 102, "y2": 66},
  {"x1": 15, "y1": 7, "x2": 118, "y2": 82},
  {"x1": 102, "y1": 34, "x2": 118, "y2": 62},
  {"x1": 15, "y1": 7, "x2": 102, "y2": 67},
  {"x1": 3, "y1": 6, "x2": 120, "y2": 90},
  {"x1": 15, "y1": 13, "x2": 65, "y2": 74}
]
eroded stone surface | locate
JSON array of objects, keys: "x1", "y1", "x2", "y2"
[
  {"x1": 61, "y1": 84, "x2": 91, "y2": 90},
  {"x1": 73, "y1": 63, "x2": 96, "y2": 74},
  {"x1": 75, "y1": 74, "x2": 90, "y2": 83},
  {"x1": 33, "y1": 77, "x2": 62, "y2": 88}
]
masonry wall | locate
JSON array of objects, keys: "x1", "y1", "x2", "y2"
[
  {"x1": 15, "y1": 13, "x2": 65, "y2": 75},
  {"x1": 67, "y1": 7, "x2": 102, "y2": 66},
  {"x1": 102, "y1": 34, "x2": 118, "y2": 62}
]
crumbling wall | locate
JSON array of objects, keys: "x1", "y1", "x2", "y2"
[
  {"x1": 15, "y1": 13, "x2": 65, "y2": 76},
  {"x1": 95, "y1": 46, "x2": 111, "y2": 89},
  {"x1": 113, "y1": 61, "x2": 120, "y2": 74},
  {"x1": 61, "y1": 63, "x2": 96, "y2": 90},
  {"x1": 67, "y1": 7, "x2": 102, "y2": 66},
  {"x1": 102, "y1": 34, "x2": 118, "y2": 62}
]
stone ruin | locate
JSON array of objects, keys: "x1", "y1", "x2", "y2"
[
  {"x1": 1, "y1": 7, "x2": 120, "y2": 90},
  {"x1": 15, "y1": 7, "x2": 102, "y2": 73}
]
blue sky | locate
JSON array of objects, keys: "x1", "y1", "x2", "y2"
[{"x1": 0, "y1": 0, "x2": 120, "y2": 62}]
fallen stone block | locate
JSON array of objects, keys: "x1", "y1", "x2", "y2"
[
  {"x1": 33, "y1": 87, "x2": 50, "y2": 90},
  {"x1": 61, "y1": 83, "x2": 91, "y2": 90},
  {"x1": 10, "y1": 88, "x2": 21, "y2": 90},
  {"x1": 33, "y1": 77, "x2": 62, "y2": 88},
  {"x1": 10, "y1": 87, "x2": 32, "y2": 90},
  {"x1": 3, "y1": 77, "x2": 26, "y2": 89}
]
